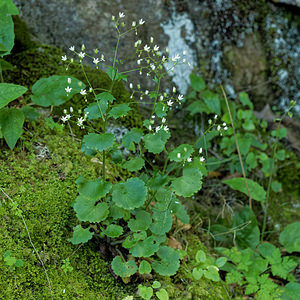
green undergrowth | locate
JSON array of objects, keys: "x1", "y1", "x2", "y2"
[{"x1": 0, "y1": 125, "x2": 228, "y2": 299}]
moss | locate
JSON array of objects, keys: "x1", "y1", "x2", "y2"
[{"x1": 0, "y1": 132, "x2": 139, "y2": 299}]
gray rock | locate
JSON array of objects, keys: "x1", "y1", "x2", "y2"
[{"x1": 272, "y1": 0, "x2": 300, "y2": 7}]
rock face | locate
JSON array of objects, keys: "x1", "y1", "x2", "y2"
[
  {"x1": 14, "y1": 0, "x2": 300, "y2": 114},
  {"x1": 272, "y1": 0, "x2": 300, "y2": 7}
]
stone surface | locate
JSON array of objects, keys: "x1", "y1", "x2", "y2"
[
  {"x1": 14, "y1": 0, "x2": 300, "y2": 114},
  {"x1": 272, "y1": 0, "x2": 300, "y2": 7}
]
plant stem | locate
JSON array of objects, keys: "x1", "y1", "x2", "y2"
[{"x1": 221, "y1": 86, "x2": 252, "y2": 208}]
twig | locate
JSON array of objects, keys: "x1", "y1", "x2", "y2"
[
  {"x1": 221, "y1": 86, "x2": 252, "y2": 208},
  {"x1": 0, "y1": 188, "x2": 53, "y2": 299}
]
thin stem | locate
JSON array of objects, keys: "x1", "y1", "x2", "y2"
[{"x1": 221, "y1": 86, "x2": 252, "y2": 208}]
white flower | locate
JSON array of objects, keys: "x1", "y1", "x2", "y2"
[
  {"x1": 132, "y1": 21, "x2": 136, "y2": 27},
  {"x1": 119, "y1": 12, "x2": 125, "y2": 18},
  {"x1": 63, "y1": 109, "x2": 67, "y2": 114},
  {"x1": 61, "y1": 115, "x2": 69, "y2": 122},
  {"x1": 177, "y1": 153, "x2": 181, "y2": 158},
  {"x1": 187, "y1": 157, "x2": 192, "y2": 162},
  {"x1": 139, "y1": 19, "x2": 145, "y2": 25},
  {"x1": 151, "y1": 115, "x2": 155, "y2": 119},
  {"x1": 65, "y1": 86, "x2": 72, "y2": 93},
  {"x1": 183, "y1": 50, "x2": 187, "y2": 55},
  {"x1": 200, "y1": 157, "x2": 205, "y2": 162},
  {"x1": 214, "y1": 114, "x2": 218, "y2": 119},
  {"x1": 129, "y1": 83, "x2": 133, "y2": 89},
  {"x1": 150, "y1": 64, "x2": 155, "y2": 70},
  {"x1": 199, "y1": 148, "x2": 203, "y2": 154},
  {"x1": 224, "y1": 126, "x2": 228, "y2": 131},
  {"x1": 163, "y1": 125, "x2": 169, "y2": 132},
  {"x1": 222, "y1": 122, "x2": 227, "y2": 126},
  {"x1": 173, "y1": 87, "x2": 176, "y2": 93},
  {"x1": 208, "y1": 119, "x2": 212, "y2": 125},
  {"x1": 155, "y1": 126, "x2": 161, "y2": 133},
  {"x1": 160, "y1": 95, "x2": 164, "y2": 101},
  {"x1": 112, "y1": 15, "x2": 115, "y2": 21},
  {"x1": 162, "y1": 106, "x2": 165, "y2": 111},
  {"x1": 144, "y1": 45, "x2": 150, "y2": 52},
  {"x1": 101, "y1": 54, "x2": 105, "y2": 61},
  {"x1": 145, "y1": 90, "x2": 149, "y2": 95},
  {"x1": 178, "y1": 94, "x2": 184, "y2": 101},
  {"x1": 78, "y1": 52, "x2": 85, "y2": 59},
  {"x1": 217, "y1": 125, "x2": 221, "y2": 131},
  {"x1": 69, "y1": 46, "x2": 75, "y2": 51},
  {"x1": 154, "y1": 45, "x2": 159, "y2": 51},
  {"x1": 162, "y1": 55, "x2": 166, "y2": 62},
  {"x1": 162, "y1": 117, "x2": 166, "y2": 123},
  {"x1": 67, "y1": 77, "x2": 71, "y2": 84},
  {"x1": 148, "y1": 125, "x2": 152, "y2": 130},
  {"x1": 150, "y1": 37, "x2": 154, "y2": 43},
  {"x1": 70, "y1": 107, "x2": 73, "y2": 113},
  {"x1": 81, "y1": 44, "x2": 85, "y2": 51},
  {"x1": 93, "y1": 58, "x2": 100, "y2": 64},
  {"x1": 137, "y1": 59, "x2": 141, "y2": 65},
  {"x1": 77, "y1": 117, "x2": 84, "y2": 127},
  {"x1": 61, "y1": 55, "x2": 67, "y2": 61},
  {"x1": 80, "y1": 89, "x2": 87, "y2": 95},
  {"x1": 167, "y1": 100, "x2": 173, "y2": 106},
  {"x1": 171, "y1": 54, "x2": 180, "y2": 62}
]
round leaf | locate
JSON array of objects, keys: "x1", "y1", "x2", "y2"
[
  {"x1": 138, "y1": 285, "x2": 153, "y2": 300},
  {"x1": 139, "y1": 260, "x2": 152, "y2": 275},
  {"x1": 112, "y1": 178, "x2": 147, "y2": 210},
  {"x1": 68, "y1": 225, "x2": 94, "y2": 245},
  {"x1": 156, "y1": 288, "x2": 169, "y2": 300},
  {"x1": 130, "y1": 236, "x2": 159, "y2": 258},
  {"x1": 74, "y1": 196, "x2": 109, "y2": 223},
  {"x1": 111, "y1": 256, "x2": 137, "y2": 278},
  {"x1": 108, "y1": 103, "x2": 131, "y2": 119},
  {"x1": 103, "y1": 224, "x2": 123, "y2": 238},
  {"x1": 128, "y1": 210, "x2": 152, "y2": 232},
  {"x1": 81, "y1": 133, "x2": 115, "y2": 153},
  {"x1": 192, "y1": 267, "x2": 204, "y2": 280},
  {"x1": 122, "y1": 157, "x2": 145, "y2": 172},
  {"x1": 144, "y1": 130, "x2": 170, "y2": 154},
  {"x1": 169, "y1": 144, "x2": 194, "y2": 162}
]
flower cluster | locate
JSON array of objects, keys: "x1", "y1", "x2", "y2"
[{"x1": 61, "y1": 106, "x2": 89, "y2": 129}]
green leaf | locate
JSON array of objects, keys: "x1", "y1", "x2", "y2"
[
  {"x1": 139, "y1": 260, "x2": 152, "y2": 274},
  {"x1": 103, "y1": 224, "x2": 123, "y2": 238},
  {"x1": 223, "y1": 178, "x2": 266, "y2": 202},
  {"x1": 190, "y1": 73, "x2": 205, "y2": 91},
  {"x1": 186, "y1": 100, "x2": 211, "y2": 115},
  {"x1": 283, "y1": 282, "x2": 300, "y2": 300},
  {"x1": 279, "y1": 222, "x2": 300, "y2": 253},
  {"x1": 0, "y1": 14, "x2": 14, "y2": 57},
  {"x1": 68, "y1": 225, "x2": 94, "y2": 245},
  {"x1": 202, "y1": 90, "x2": 220, "y2": 115},
  {"x1": 152, "y1": 246, "x2": 180, "y2": 276},
  {"x1": 122, "y1": 157, "x2": 145, "y2": 172},
  {"x1": 130, "y1": 236, "x2": 159, "y2": 257},
  {"x1": 195, "y1": 250, "x2": 206, "y2": 263},
  {"x1": 246, "y1": 152, "x2": 257, "y2": 170},
  {"x1": 0, "y1": 108, "x2": 25, "y2": 149},
  {"x1": 96, "y1": 91, "x2": 115, "y2": 103},
  {"x1": 271, "y1": 256, "x2": 297, "y2": 279},
  {"x1": 150, "y1": 208, "x2": 173, "y2": 235},
  {"x1": 138, "y1": 285, "x2": 153, "y2": 300},
  {"x1": 122, "y1": 128, "x2": 143, "y2": 150},
  {"x1": 232, "y1": 206, "x2": 260, "y2": 249},
  {"x1": 169, "y1": 144, "x2": 194, "y2": 162},
  {"x1": 84, "y1": 101, "x2": 107, "y2": 120},
  {"x1": 76, "y1": 176, "x2": 112, "y2": 200},
  {"x1": 171, "y1": 168, "x2": 202, "y2": 197},
  {"x1": 152, "y1": 281, "x2": 161, "y2": 289},
  {"x1": 128, "y1": 210, "x2": 152, "y2": 232},
  {"x1": 155, "y1": 102, "x2": 167, "y2": 118},
  {"x1": 112, "y1": 178, "x2": 147, "y2": 210},
  {"x1": 81, "y1": 133, "x2": 115, "y2": 153},
  {"x1": 20, "y1": 106, "x2": 40, "y2": 122},
  {"x1": 108, "y1": 103, "x2": 131, "y2": 119},
  {"x1": 236, "y1": 133, "x2": 252, "y2": 155},
  {"x1": 15, "y1": 259, "x2": 24, "y2": 267},
  {"x1": 204, "y1": 266, "x2": 220, "y2": 282},
  {"x1": 144, "y1": 129, "x2": 170, "y2": 154},
  {"x1": 239, "y1": 92, "x2": 253, "y2": 110},
  {"x1": 156, "y1": 288, "x2": 169, "y2": 300},
  {"x1": 0, "y1": 83, "x2": 27, "y2": 109},
  {"x1": 225, "y1": 270, "x2": 243, "y2": 284},
  {"x1": 0, "y1": 0, "x2": 19, "y2": 15},
  {"x1": 31, "y1": 75, "x2": 85, "y2": 107},
  {"x1": 111, "y1": 256, "x2": 137, "y2": 278},
  {"x1": 216, "y1": 257, "x2": 227, "y2": 268},
  {"x1": 170, "y1": 198, "x2": 190, "y2": 224},
  {"x1": 0, "y1": 59, "x2": 15, "y2": 70},
  {"x1": 192, "y1": 267, "x2": 204, "y2": 280},
  {"x1": 74, "y1": 196, "x2": 109, "y2": 223}
]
